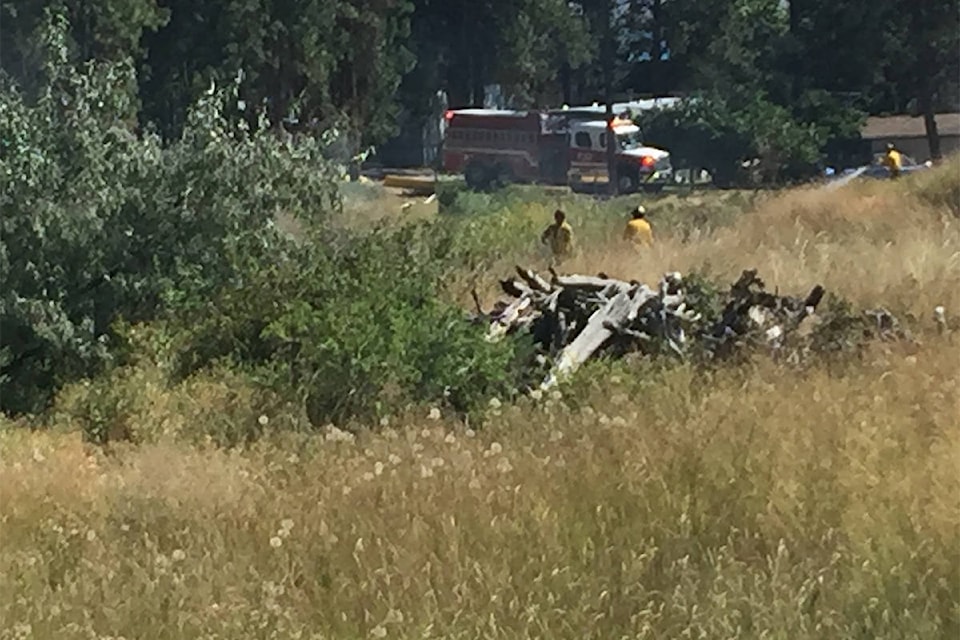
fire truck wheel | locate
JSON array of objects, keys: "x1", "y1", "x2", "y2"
[
  {"x1": 617, "y1": 173, "x2": 638, "y2": 194},
  {"x1": 464, "y1": 162, "x2": 491, "y2": 190},
  {"x1": 493, "y1": 163, "x2": 514, "y2": 188}
]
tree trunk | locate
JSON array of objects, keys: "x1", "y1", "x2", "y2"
[
  {"x1": 560, "y1": 61, "x2": 572, "y2": 105},
  {"x1": 918, "y1": 58, "x2": 942, "y2": 161},
  {"x1": 652, "y1": 0, "x2": 664, "y2": 62},
  {"x1": 471, "y1": 53, "x2": 485, "y2": 107},
  {"x1": 920, "y1": 90, "x2": 941, "y2": 162},
  {"x1": 789, "y1": 0, "x2": 802, "y2": 34},
  {"x1": 601, "y1": 0, "x2": 617, "y2": 195}
]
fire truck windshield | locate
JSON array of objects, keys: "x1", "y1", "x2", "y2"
[{"x1": 617, "y1": 130, "x2": 642, "y2": 150}]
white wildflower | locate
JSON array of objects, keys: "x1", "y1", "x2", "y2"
[
  {"x1": 171, "y1": 549, "x2": 186, "y2": 562},
  {"x1": 270, "y1": 536, "x2": 283, "y2": 549},
  {"x1": 384, "y1": 609, "x2": 404, "y2": 624},
  {"x1": 488, "y1": 397, "x2": 502, "y2": 409},
  {"x1": 428, "y1": 408, "x2": 441, "y2": 421},
  {"x1": 444, "y1": 433, "x2": 456, "y2": 444},
  {"x1": 374, "y1": 461, "x2": 385, "y2": 476},
  {"x1": 325, "y1": 426, "x2": 355, "y2": 443},
  {"x1": 258, "y1": 414, "x2": 269, "y2": 426}
]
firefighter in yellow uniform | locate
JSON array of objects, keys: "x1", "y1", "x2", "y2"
[
  {"x1": 623, "y1": 205, "x2": 653, "y2": 246},
  {"x1": 541, "y1": 209, "x2": 574, "y2": 264},
  {"x1": 883, "y1": 142, "x2": 902, "y2": 179}
]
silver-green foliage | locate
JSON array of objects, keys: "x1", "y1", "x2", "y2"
[{"x1": 0, "y1": 10, "x2": 340, "y2": 414}]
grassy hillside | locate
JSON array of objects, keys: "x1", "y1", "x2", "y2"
[{"x1": 1, "y1": 163, "x2": 958, "y2": 639}]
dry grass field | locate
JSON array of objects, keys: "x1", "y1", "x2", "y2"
[{"x1": 1, "y1": 163, "x2": 958, "y2": 639}]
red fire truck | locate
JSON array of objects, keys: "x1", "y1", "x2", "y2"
[{"x1": 441, "y1": 108, "x2": 672, "y2": 193}]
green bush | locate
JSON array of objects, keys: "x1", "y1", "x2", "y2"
[
  {"x1": 0, "y1": 11, "x2": 340, "y2": 415},
  {"x1": 170, "y1": 221, "x2": 532, "y2": 426},
  {"x1": 637, "y1": 91, "x2": 863, "y2": 187}
]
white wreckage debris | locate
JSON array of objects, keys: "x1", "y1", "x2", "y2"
[{"x1": 474, "y1": 267, "x2": 838, "y2": 390}]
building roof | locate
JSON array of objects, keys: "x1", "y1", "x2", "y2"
[
  {"x1": 449, "y1": 108, "x2": 532, "y2": 117},
  {"x1": 549, "y1": 98, "x2": 683, "y2": 117},
  {"x1": 574, "y1": 120, "x2": 640, "y2": 132},
  {"x1": 862, "y1": 113, "x2": 960, "y2": 139}
]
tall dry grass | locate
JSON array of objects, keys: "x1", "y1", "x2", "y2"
[
  {"x1": 1, "y1": 163, "x2": 958, "y2": 639},
  {"x1": 1, "y1": 344, "x2": 956, "y2": 638},
  {"x1": 562, "y1": 168, "x2": 959, "y2": 320}
]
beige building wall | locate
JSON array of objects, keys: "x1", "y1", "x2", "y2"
[
  {"x1": 867, "y1": 136, "x2": 960, "y2": 163},
  {"x1": 863, "y1": 114, "x2": 960, "y2": 163}
]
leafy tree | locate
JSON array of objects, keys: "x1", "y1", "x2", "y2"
[
  {"x1": 329, "y1": 0, "x2": 417, "y2": 153},
  {"x1": 137, "y1": 0, "x2": 414, "y2": 154},
  {"x1": 493, "y1": 0, "x2": 592, "y2": 107},
  {"x1": 402, "y1": 0, "x2": 499, "y2": 108},
  {"x1": 626, "y1": 0, "x2": 729, "y2": 94},
  {"x1": 0, "y1": 10, "x2": 340, "y2": 414},
  {"x1": 170, "y1": 221, "x2": 531, "y2": 425},
  {"x1": 784, "y1": 0, "x2": 889, "y2": 104},
  {"x1": 880, "y1": 1, "x2": 959, "y2": 159},
  {"x1": 137, "y1": 0, "x2": 230, "y2": 139},
  {"x1": 400, "y1": 0, "x2": 591, "y2": 110},
  {"x1": 630, "y1": 0, "x2": 868, "y2": 183},
  {"x1": 1, "y1": 0, "x2": 167, "y2": 94}
]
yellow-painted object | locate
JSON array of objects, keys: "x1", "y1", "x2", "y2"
[
  {"x1": 383, "y1": 174, "x2": 436, "y2": 193},
  {"x1": 883, "y1": 149, "x2": 902, "y2": 177},
  {"x1": 623, "y1": 218, "x2": 654, "y2": 246},
  {"x1": 541, "y1": 221, "x2": 574, "y2": 258}
]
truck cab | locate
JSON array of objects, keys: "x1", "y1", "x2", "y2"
[{"x1": 567, "y1": 119, "x2": 672, "y2": 194}]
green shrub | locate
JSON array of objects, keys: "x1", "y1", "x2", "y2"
[
  {"x1": 637, "y1": 91, "x2": 863, "y2": 187},
  {"x1": 0, "y1": 11, "x2": 340, "y2": 415},
  {"x1": 170, "y1": 221, "x2": 532, "y2": 427}
]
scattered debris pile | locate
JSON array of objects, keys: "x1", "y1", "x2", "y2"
[{"x1": 475, "y1": 266, "x2": 907, "y2": 389}]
